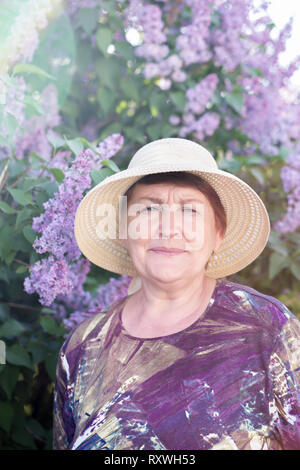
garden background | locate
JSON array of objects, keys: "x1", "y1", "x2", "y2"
[{"x1": 0, "y1": 0, "x2": 300, "y2": 450}]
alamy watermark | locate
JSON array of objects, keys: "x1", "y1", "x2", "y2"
[
  {"x1": 0, "y1": 340, "x2": 5, "y2": 364},
  {"x1": 95, "y1": 197, "x2": 206, "y2": 250}
]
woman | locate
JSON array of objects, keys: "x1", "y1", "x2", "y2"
[{"x1": 53, "y1": 138, "x2": 300, "y2": 450}]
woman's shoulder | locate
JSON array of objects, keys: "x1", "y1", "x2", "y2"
[
  {"x1": 216, "y1": 278, "x2": 297, "y2": 333},
  {"x1": 60, "y1": 296, "x2": 127, "y2": 357}
]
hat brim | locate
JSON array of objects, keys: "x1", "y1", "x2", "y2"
[{"x1": 74, "y1": 165, "x2": 270, "y2": 279}]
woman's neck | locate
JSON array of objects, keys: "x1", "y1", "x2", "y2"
[{"x1": 121, "y1": 276, "x2": 217, "y2": 338}]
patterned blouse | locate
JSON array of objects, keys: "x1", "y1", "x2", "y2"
[{"x1": 53, "y1": 278, "x2": 300, "y2": 450}]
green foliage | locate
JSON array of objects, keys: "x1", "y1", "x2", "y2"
[{"x1": 0, "y1": 0, "x2": 299, "y2": 451}]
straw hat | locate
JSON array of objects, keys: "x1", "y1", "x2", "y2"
[{"x1": 74, "y1": 138, "x2": 270, "y2": 293}]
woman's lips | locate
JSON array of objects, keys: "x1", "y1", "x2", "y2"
[{"x1": 150, "y1": 248, "x2": 186, "y2": 256}]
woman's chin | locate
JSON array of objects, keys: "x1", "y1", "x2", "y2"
[{"x1": 144, "y1": 264, "x2": 188, "y2": 283}]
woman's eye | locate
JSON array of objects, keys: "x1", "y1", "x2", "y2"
[
  {"x1": 183, "y1": 207, "x2": 197, "y2": 213},
  {"x1": 141, "y1": 206, "x2": 160, "y2": 213}
]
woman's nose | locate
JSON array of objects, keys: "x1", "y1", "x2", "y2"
[{"x1": 158, "y1": 206, "x2": 182, "y2": 239}]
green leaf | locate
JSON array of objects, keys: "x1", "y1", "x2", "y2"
[
  {"x1": 12, "y1": 63, "x2": 56, "y2": 81},
  {"x1": 101, "y1": 159, "x2": 121, "y2": 173},
  {"x1": 99, "y1": 122, "x2": 122, "y2": 141},
  {"x1": 45, "y1": 353, "x2": 58, "y2": 381},
  {"x1": 224, "y1": 90, "x2": 244, "y2": 114},
  {"x1": 22, "y1": 176, "x2": 49, "y2": 192},
  {"x1": 96, "y1": 27, "x2": 113, "y2": 56},
  {"x1": 0, "y1": 319, "x2": 26, "y2": 339},
  {"x1": 38, "y1": 181, "x2": 58, "y2": 197},
  {"x1": 124, "y1": 127, "x2": 145, "y2": 144},
  {"x1": 269, "y1": 252, "x2": 289, "y2": 280},
  {"x1": 80, "y1": 137, "x2": 100, "y2": 155},
  {"x1": 0, "y1": 226, "x2": 14, "y2": 259},
  {"x1": 11, "y1": 424, "x2": 37, "y2": 448},
  {"x1": 95, "y1": 57, "x2": 120, "y2": 90},
  {"x1": 0, "y1": 365, "x2": 19, "y2": 400},
  {"x1": 16, "y1": 265, "x2": 28, "y2": 274},
  {"x1": 64, "y1": 136, "x2": 84, "y2": 155},
  {"x1": 90, "y1": 168, "x2": 114, "y2": 184},
  {"x1": 0, "y1": 303, "x2": 10, "y2": 322},
  {"x1": 22, "y1": 225, "x2": 36, "y2": 244},
  {"x1": 22, "y1": 94, "x2": 44, "y2": 115},
  {"x1": 97, "y1": 87, "x2": 116, "y2": 113},
  {"x1": 7, "y1": 159, "x2": 27, "y2": 178},
  {"x1": 249, "y1": 167, "x2": 265, "y2": 186},
  {"x1": 26, "y1": 418, "x2": 47, "y2": 441},
  {"x1": 48, "y1": 168, "x2": 65, "y2": 183},
  {"x1": 6, "y1": 344, "x2": 33, "y2": 369},
  {"x1": 101, "y1": 0, "x2": 116, "y2": 13},
  {"x1": 146, "y1": 124, "x2": 162, "y2": 141},
  {"x1": 75, "y1": 7, "x2": 99, "y2": 34},
  {"x1": 170, "y1": 91, "x2": 186, "y2": 111},
  {"x1": 210, "y1": 10, "x2": 221, "y2": 28},
  {"x1": 162, "y1": 123, "x2": 178, "y2": 137},
  {"x1": 15, "y1": 208, "x2": 33, "y2": 230},
  {"x1": 7, "y1": 188, "x2": 32, "y2": 206},
  {"x1": 0, "y1": 134, "x2": 11, "y2": 150},
  {"x1": 290, "y1": 262, "x2": 300, "y2": 281},
  {"x1": 0, "y1": 267, "x2": 9, "y2": 283},
  {"x1": 45, "y1": 354, "x2": 57, "y2": 381},
  {"x1": 46, "y1": 131, "x2": 65, "y2": 149},
  {"x1": 115, "y1": 41, "x2": 135, "y2": 60},
  {"x1": 243, "y1": 65, "x2": 263, "y2": 77},
  {"x1": 120, "y1": 79, "x2": 139, "y2": 101},
  {"x1": 0, "y1": 401, "x2": 14, "y2": 433},
  {"x1": 40, "y1": 316, "x2": 60, "y2": 336},
  {"x1": 4, "y1": 112, "x2": 20, "y2": 137},
  {"x1": 0, "y1": 201, "x2": 17, "y2": 214}
]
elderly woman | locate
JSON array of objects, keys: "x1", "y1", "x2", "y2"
[{"x1": 53, "y1": 138, "x2": 300, "y2": 450}]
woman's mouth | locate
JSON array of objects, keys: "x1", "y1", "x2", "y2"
[{"x1": 150, "y1": 248, "x2": 187, "y2": 256}]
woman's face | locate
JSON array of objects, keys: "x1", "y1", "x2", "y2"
[{"x1": 120, "y1": 182, "x2": 224, "y2": 285}]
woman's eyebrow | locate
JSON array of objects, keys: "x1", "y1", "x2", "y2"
[{"x1": 134, "y1": 196, "x2": 204, "y2": 203}]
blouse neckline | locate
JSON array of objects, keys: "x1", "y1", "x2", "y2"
[{"x1": 117, "y1": 278, "x2": 224, "y2": 341}]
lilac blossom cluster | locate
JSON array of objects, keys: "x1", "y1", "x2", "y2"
[
  {"x1": 15, "y1": 83, "x2": 61, "y2": 162},
  {"x1": 179, "y1": 74, "x2": 220, "y2": 141},
  {"x1": 273, "y1": 146, "x2": 300, "y2": 234},
  {"x1": 24, "y1": 134, "x2": 125, "y2": 307},
  {"x1": 61, "y1": 274, "x2": 132, "y2": 330},
  {"x1": 0, "y1": 79, "x2": 62, "y2": 171},
  {"x1": 124, "y1": 0, "x2": 186, "y2": 88},
  {"x1": 210, "y1": 0, "x2": 250, "y2": 72},
  {"x1": 0, "y1": 0, "x2": 63, "y2": 72},
  {"x1": 176, "y1": 0, "x2": 213, "y2": 66},
  {"x1": 124, "y1": 0, "x2": 300, "y2": 156}
]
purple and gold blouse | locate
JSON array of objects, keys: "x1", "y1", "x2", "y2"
[{"x1": 53, "y1": 278, "x2": 300, "y2": 450}]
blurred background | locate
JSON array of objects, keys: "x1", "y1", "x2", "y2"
[{"x1": 0, "y1": 0, "x2": 299, "y2": 449}]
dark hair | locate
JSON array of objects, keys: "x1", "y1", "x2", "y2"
[{"x1": 124, "y1": 171, "x2": 227, "y2": 237}]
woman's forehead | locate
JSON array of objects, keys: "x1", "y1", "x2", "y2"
[{"x1": 128, "y1": 182, "x2": 208, "y2": 202}]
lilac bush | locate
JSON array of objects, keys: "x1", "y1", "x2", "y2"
[
  {"x1": 2, "y1": 0, "x2": 300, "y2": 334},
  {"x1": 1, "y1": 0, "x2": 300, "y2": 448},
  {"x1": 23, "y1": 134, "x2": 127, "y2": 323}
]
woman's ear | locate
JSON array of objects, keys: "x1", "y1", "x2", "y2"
[{"x1": 214, "y1": 229, "x2": 224, "y2": 252}]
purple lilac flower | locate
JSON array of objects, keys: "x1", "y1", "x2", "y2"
[
  {"x1": 24, "y1": 256, "x2": 75, "y2": 306},
  {"x1": 124, "y1": 0, "x2": 186, "y2": 86},
  {"x1": 194, "y1": 112, "x2": 220, "y2": 141},
  {"x1": 14, "y1": 84, "x2": 61, "y2": 161},
  {"x1": 96, "y1": 133, "x2": 124, "y2": 160},
  {"x1": 186, "y1": 74, "x2": 219, "y2": 115},
  {"x1": 176, "y1": 0, "x2": 213, "y2": 66},
  {"x1": 31, "y1": 148, "x2": 95, "y2": 261},
  {"x1": 274, "y1": 146, "x2": 300, "y2": 234},
  {"x1": 62, "y1": 275, "x2": 132, "y2": 330},
  {"x1": 24, "y1": 134, "x2": 124, "y2": 307}
]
